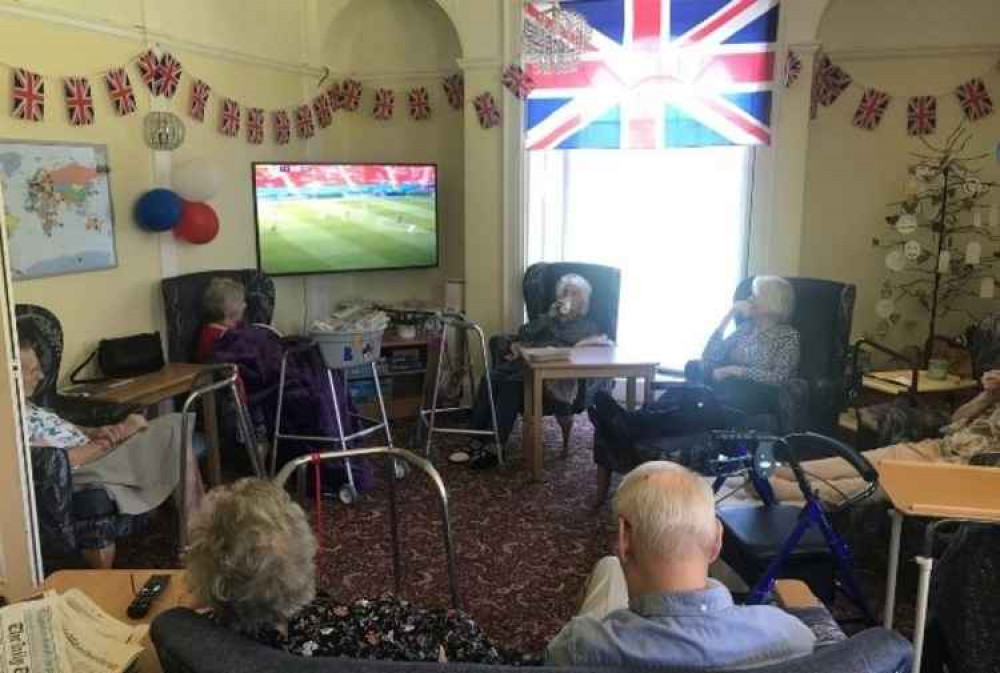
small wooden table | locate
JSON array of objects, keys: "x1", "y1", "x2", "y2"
[
  {"x1": 522, "y1": 346, "x2": 658, "y2": 482},
  {"x1": 879, "y1": 460, "x2": 1000, "y2": 673},
  {"x1": 42, "y1": 569, "x2": 196, "y2": 673},
  {"x1": 62, "y1": 363, "x2": 223, "y2": 484},
  {"x1": 862, "y1": 369, "x2": 978, "y2": 397}
]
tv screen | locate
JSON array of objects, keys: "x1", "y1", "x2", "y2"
[{"x1": 252, "y1": 162, "x2": 438, "y2": 275}]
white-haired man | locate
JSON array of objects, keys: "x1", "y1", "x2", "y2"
[{"x1": 546, "y1": 461, "x2": 815, "y2": 669}]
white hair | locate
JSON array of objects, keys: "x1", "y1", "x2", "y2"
[
  {"x1": 752, "y1": 275, "x2": 795, "y2": 323},
  {"x1": 555, "y1": 273, "x2": 593, "y2": 314},
  {"x1": 203, "y1": 277, "x2": 246, "y2": 323},
  {"x1": 613, "y1": 461, "x2": 717, "y2": 561}
]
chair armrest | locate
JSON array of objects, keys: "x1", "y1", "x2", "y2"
[
  {"x1": 774, "y1": 579, "x2": 822, "y2": 609},
  {"x1": 51, "y1": 394, "x2": 139, "y2": 427},
  {"x1": 29, "y1": 445, "x2": 77, "y2": 557}
]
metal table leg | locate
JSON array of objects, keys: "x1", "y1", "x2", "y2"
[
  {"x1": 883, "y1": 508, "x2": 903, "y2": 628},
  {"x1": 912, "y1": 556, "x2": 934, "y2": 673}
]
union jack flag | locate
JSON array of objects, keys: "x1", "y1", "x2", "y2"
[
  {"x1": 63, "y1": 77, "x2": 94, "y2": 126},
  {"x1": 137, "y1": 49, "x2": 159, "y2": 93},
  {"x1": 502, "y1": 64, "x2": 535, "y2": 100},
  {"x1": 105, "y1": 68, "x2": 136, "y2": 116},
  {"x1": 810, "y1": 54, "x2": 851, "y2": 116},
  {"x1": 956, "y1": 78, "x2": 993, "y2": 122},
  {"x1": 342, "y1": 79, "x2": 362, "y2": 111},
  {"x1": 313, "y1": 94, "x2": 333, "y2": 128},
  {"x1": 156, "y1": 52, "x2": 183, "y2": 99},
  {"x1": 327, "y1": 83, "x2": 343, "y2": 111},
  {"x1": 852, "y1": 88, "x2": 890, "y2": 131},
  {"x1": 442, "y1": 73, "x2": 463, "y2": 110},
  {"x1": 474, "y1": 92, "x2": 502, "y2": 129},
  {"x1": 295, "y1": 104, "x2": 315, "y2": 138},
  {"x1": 373, "y1": 88, "x2": 395, "y2": 121},
  {"x1": 907, "y1": 96, "x2": 937, "y2": 137},
  {"x1": 220, "y1": 98, "x2": 241, "y2": 137},
  {"x1": 247, "y1": 107, "x2": 265, "y2": 144},
  {"x1": 783, "y1": 51, "x2": 801, "y2": 88},
  {"x1": 189, "y1": 79, "x2": 211, "y2": 121},
  {"x1": 273, "y1": 110, "x2": 291, "y2": 145},
  {"x1": 408, "y1": 87, "x2": 431, "y2": 121},
  {"x1": 526, "y1": 0, "x2": 780, "y2": 150},
  {"x1": 12, "y1": 68, "x2": 44, "y2": 122}
]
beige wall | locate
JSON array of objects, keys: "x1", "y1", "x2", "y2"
[{"x1": 800, "y1": 0, "x2": 1000, "y2": 345}]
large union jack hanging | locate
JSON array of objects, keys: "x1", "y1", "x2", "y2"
[
  {"x1": 220, "y1": 98, "x2": 241, "y2": 137},
  {"x1": 63, "y1": 77, "x2": 94, "y2": 126},
  {"x1": 525, "y1": 0, "x2": 780, "y2": 150},
  {"x1": 12, "y1": 68, "x2": 45, "y2": 122},
  {"x1": 955, "y1": 78, "x2": 994, "y2": 122},
  {"x1": 906, "y1": 96, "x2": 937, "y2": 137}
]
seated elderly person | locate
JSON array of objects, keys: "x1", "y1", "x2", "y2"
[
  {"x1": 197, "y1": 277, "x2": 249, "y2": 363},
  {"x1": 770, "y1": 369, "x2": 1000, "y2": 503},
  {"x1": 19, "y1": 338, "x2": 203, "y2": 568},
  {"x1": 547, "y1": 461, "x2": 815, "y2": 669},
  {"x1": 462, "y1": 273, "x2": 607, "y2": 469},
  {"x1": 186, "y1": 478, "x2": 507, "y2": 663}
]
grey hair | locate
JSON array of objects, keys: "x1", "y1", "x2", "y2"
[
  {"x1": 185, "y1": 478, "x2": 317, "y2": 633},
  {"x1": 752, "y1": 276, "x2": 795, "y2": 323},
  {"x1": 613, "y1": 461, "x2": 717, "y2": 561},
  {"x1": 555, "y1": 273, "x2": 593, "y2": 314},
  {"x1": 203, "y1": 278, "x2": 246, "y2": 323}
]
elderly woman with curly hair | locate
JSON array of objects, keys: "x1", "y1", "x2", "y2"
[{"x1": 186, "y1": 478, "x2": 509, "y2": 663}]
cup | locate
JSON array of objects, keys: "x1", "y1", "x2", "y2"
[{"x1": 927, "y1": 358, "x2": 950, "y2": 380}]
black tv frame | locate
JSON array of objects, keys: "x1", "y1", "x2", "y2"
[{"x1": 251, "y1": 161, "x2": 440, "y2": 277}]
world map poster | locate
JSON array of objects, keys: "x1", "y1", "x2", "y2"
[{"x1": 0, "y1": 141, "x2": 117, "y2": 280}]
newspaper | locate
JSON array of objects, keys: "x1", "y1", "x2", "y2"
[{"x1": 0, "y1": 591, "x2": 144, "y2": 673}]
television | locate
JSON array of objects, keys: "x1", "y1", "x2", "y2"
[{"x1": 252, "y1": 162, "x2": 439, "y2": 275}]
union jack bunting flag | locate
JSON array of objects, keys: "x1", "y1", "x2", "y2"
[
  {"x1": 907, "y1": 96, "x2": 937, "y2": 137},
  {"x1": 247, "y1": 107, "x2": 265, "y2": 144},
  {"x1": 341, "y1": 79, "x2": 362, "y2": 111},
  {"x1": 273, "y1": 110, "x2": 291, "y2": 145},
  {"x1": 502, "y1": 64, "x2": 535, "y2": 100},
  {"x1": 137, "y1": 49, "x2": 159, "y2": 93},
  {"x1": 811, "y1": 54, "x2": 852, "y2": 111},
  {"x1": 295, "y1": 104, "x2": 315, "y2": 138},
  {"x1": 784, "y1": 51, "x2": 802, "y2": 88},
  {"x1": 955, "y1": 78, "x2": 994, "y2": 122},
  {"x1": 327, "y1": 82, "x2": 343, "y2": 111},
  {"x1": 526, "y1": 0, "x2": 780, "y2": 150},
  {"x1": 156, "y1": 52, "x2": 183, "y2": 99},
  {"x1": 373, "y1": 88, "x2": 395, "y2": 121},
  {"x1": 313, "y1": 94, "x2": 333, "y2": 128},
  {"x1": 442, "y1": 73, "x2": 464, "y2": 110},
  {"x1": 12, "y1": 68, "x2": 44, "y2": 122},
  {"x1": 105, "y1": 68, "x2": 136, "y2": 116},
  {"x1": 852, "y1": 88, "x2": 890, "y2": 131},
  {"x1": 474, "y1": 92, "x2": 501, "y2": 129},
  {"x1": 220, "y1": 98, "x2": 241, "y2": 137},
  {"x1": 408, "y1": 87, "x2": 431, "y2": 121},
  {"x1": 189, "y1": 79, "x2": 211, "y2": 121},
  {"x1": 63, "y1": 77, "x2": 94, "y2": 126}
]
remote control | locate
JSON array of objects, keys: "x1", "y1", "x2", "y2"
[{"x1": 127, "y1": 574, "x2": 171, "y2": 619}]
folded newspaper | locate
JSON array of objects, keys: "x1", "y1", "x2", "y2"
[
  {"x1": 311, "y1": 304, "x2": 390, "y2": 334},
  {"x1": 1, "y1": 589, "x2": 147, "y2": 673}
]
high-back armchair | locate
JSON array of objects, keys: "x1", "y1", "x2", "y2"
[{"x1": 161, "y1": 269, "x2": 275, "y2": 363}]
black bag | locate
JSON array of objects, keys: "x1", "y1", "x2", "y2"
[{"x1": 70, "y1": 332, "x2": 165, "y2": 383}]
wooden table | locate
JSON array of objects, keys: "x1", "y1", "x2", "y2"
[
  {"x1": 879, "y1": 459, "x2": 1000, "y2": 673},
  {"x1": 862, "y1": 369, "x2": 978, "y2": 397},
  {"x1": 62, "y1": 363, "x2": 223, "y2": 485},
  {"x1": 522, "y1": 346, "x2": 658, "y2": 482},
  {"x1": 42, "y1": 569, "x2": 196, "y2": 673}
]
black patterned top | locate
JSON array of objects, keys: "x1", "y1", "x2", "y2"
[{"x1": 703, "y1": 322, "x2": 801, "y2": 385}]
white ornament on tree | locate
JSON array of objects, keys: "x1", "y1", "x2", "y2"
[
  {"x1": 904, "y1": 240, "x2": 922, "y2": 261},
  {"x1": 886, "y1": 249, "x2": 906, "y2": 272},
  {"x1": 897, "y1": 214, "x2": 918, "y2": 235},
  {"x1": 966, "y1": 241, "x2": 982, "y2": 265},
  {"x1": 982, "y1": 277, "x2": 996, "y2": 299},
  {"x1": 876, "y1": 298, "x2": 895, "y2": 319},
  {"x1": 938, "y1": 250, "x2": 951, "y2": 273},
  {"x1": 974, "y1": 210, "x2": 983, "y2": 228}
]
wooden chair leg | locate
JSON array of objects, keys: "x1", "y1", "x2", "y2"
[{"x1": 557, "y1": 414, "x2": 574, "y2": 455}]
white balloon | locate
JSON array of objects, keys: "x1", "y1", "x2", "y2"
[{"x1": 172, "y1": 158, "x2": 223, "y2": 201}]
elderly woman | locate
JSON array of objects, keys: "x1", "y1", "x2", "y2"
[
  {"x1": 20, "y1": 338, "x2": 203, "y2": 568},
  {"x1": 463, "y1": 273, "x2": 607, "y2": 469},
  {"x1": 197, "y1": 277, "x2": 248, "y2": 362},
  {"x1": 186, "y1": 478, "x2": 507, "y2": 663}
]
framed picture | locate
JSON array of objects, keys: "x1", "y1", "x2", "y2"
[{"x1": 0, "y1": 140, "x2": 117, "y2": 281}]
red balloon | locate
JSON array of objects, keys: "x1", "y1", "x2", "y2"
[{"x1": 174, "y1": 201, "x2": 219, "y2": 244}]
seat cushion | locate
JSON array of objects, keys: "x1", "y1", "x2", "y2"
[{"x1": 719, "y1": 505, "x2": 831, "y2": 560}]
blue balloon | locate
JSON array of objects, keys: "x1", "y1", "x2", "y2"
[{"x1": 135, "y1": 188, "x2": 183, "y2": 232}]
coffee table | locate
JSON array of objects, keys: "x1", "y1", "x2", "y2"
[{"x1": 522, "y1": 346, "x2": 658, "y2": 481}]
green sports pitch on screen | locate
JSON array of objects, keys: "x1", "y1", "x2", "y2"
[{"x1": 252, "y1": 162, "x2": 439, "y2": 275}]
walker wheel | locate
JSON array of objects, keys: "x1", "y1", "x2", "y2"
[
  {"x1": 393, "y1": 459, "x2": 408, "y2": 480},
  {"x1": 339, "y1": 484, "x2": 359, "y2": 504}
]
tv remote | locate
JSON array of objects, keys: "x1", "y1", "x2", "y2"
[{"x1": 127, "y1": 574, "x2": 171, "y2": 619}]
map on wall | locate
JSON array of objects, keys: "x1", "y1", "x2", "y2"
[{"x1": 0, "y1": 141, "x2": 117, "y2": 281}]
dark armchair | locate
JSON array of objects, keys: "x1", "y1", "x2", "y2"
[{"x1": 496, "y1": 261, "x2": 621, "y2": 450}]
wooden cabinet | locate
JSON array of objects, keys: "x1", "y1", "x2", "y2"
[{"x1": 350, "y1": 333, "x2": 435, "y2": 420}]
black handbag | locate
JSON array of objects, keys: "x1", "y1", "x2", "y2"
[{"x1": 70, "y1": 332, "x2": 165, "y2": 383}]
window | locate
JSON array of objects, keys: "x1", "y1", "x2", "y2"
[{"x1": 527, "y1": 147, "x2": 753, "y2": 370}]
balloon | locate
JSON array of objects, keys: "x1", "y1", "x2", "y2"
[
  {"x1": 174, "y1": 201, "x2": 219, "y2": 244},
  {"x1": 171, "y1": 158, "x2": 223, "y2": 201},
  {"x1": 134, "y1": 189, "x2": 182, "y2": 232}
]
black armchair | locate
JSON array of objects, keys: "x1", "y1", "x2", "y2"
[
  {"x1": 161, "y1": 269, "x2": 275, "y2": 363},
  {"x1": 497, "y1": 261, "x2": 621, "y2": 450}
]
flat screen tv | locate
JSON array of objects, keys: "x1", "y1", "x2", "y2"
[{"x1": 252, "y1": 162, "x2": 438, "y2": 275}]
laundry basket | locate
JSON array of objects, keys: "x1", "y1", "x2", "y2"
[{"x1": 310, "y1": 328, "x2": 385, "y2": 370}]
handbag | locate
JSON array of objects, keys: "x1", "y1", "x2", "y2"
[{"x1": 70, "y1": 332, "x2": 165, "y2": 383}]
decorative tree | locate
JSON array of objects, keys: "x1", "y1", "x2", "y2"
[{"x1": 872, "y1": 125, "x2": 999, "y2": 366}]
